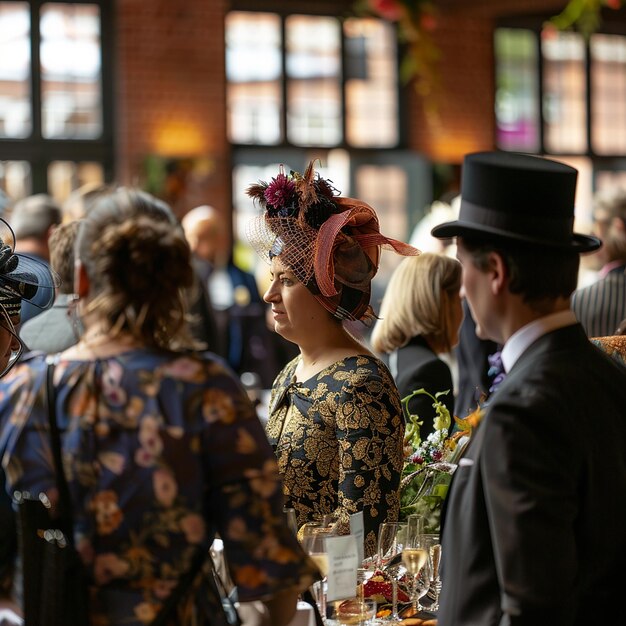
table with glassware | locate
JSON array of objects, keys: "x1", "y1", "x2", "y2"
[{"x1": 299, "y1": 514, "x2": 440, "y2": 625}]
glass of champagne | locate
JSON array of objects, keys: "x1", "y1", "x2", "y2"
[
  {"x1": 402, "y1": 529, "x2": 431, "y2": 614},
  {"x1": 301, "y1": 522, "x2": 334, "y2": 620}
]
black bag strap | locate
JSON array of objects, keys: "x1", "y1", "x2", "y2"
[{"x1": 45, "y1": 355, "x2": 74, "y2": 542}]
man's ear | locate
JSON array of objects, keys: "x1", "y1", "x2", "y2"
[
  {"x1": 75, "y1": 260, "x2": 90, "y2": 298},
  {"x1": 487, "y1": 250, "x2": 508, "y2": 295}
]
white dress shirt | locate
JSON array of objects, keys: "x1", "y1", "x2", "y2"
[{"x1": 501, "y1": 309, "x2": 578, "y2": 373}]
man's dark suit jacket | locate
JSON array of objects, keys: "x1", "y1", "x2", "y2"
[
  {"x1": 438, "y1": 323, "x2": 626, "y2": 626},
  {"x1": 391, "y1": 335, "x2": 454, "y2": 438}
]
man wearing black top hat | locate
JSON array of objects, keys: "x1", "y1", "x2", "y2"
[{"x1": 431, "y1": 152, "x2": 626, "y2": 626}]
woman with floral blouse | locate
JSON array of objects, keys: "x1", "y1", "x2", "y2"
[
  {"x1": 246, "y1": 162, "x2": 419, "y2": 558},
  {"x1": 0, "y1": 188, "x2": 317, "y2": 625}
]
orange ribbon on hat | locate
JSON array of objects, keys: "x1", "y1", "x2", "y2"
[{"x1": 314, "y1": 197, "x2": 419, "y2": 297}]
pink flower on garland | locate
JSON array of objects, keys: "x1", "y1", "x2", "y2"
[{"x1": 264, "y1": 172, "x2": 296, "y2": 210}]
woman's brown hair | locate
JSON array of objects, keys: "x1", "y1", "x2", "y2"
[{"x1": 76, "y1": 188, "x2": 195, "y2": 350}]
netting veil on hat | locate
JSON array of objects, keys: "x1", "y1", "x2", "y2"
[{"x1": 246, "y1": 161, "x2": 419, "y2": 323}]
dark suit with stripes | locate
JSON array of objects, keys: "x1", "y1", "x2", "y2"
[{"x1": 571, "y1": 263, "x2": 626, "y2": 337}]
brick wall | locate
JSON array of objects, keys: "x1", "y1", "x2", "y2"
[
  {"x1": 113, "y1": 1, "x2": 625, "y2": 217},
  {"x1": 115, "y1": 0, "x2": 230, "y2": 220},
  {"x1": 408, "y1": 14, "x2": 496, "y2": 164}
]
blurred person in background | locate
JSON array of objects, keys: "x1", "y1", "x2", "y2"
[
  {"x1": 571, "y1": 186, "x2": 626, "y2": 337},
  {"x1": 61, "y1": 182, "x2": 114, "y2": 223},
  {"x1": 0, "y1": 188, "x2": 317, "y2": 626},
  {"x1": 20, "y1": 221, "x2": 82, "y2": 353},
  {"x1": 247, "y1": 162, "x2": 418, "y2": 556},
  {"x1": 182, "y1": 204, "x2": 277, "y2": 388},
  {"x1": 370, "y1": 252, "x2": 463, "y2": 440},
  {"x1": 408, "y1": 195, "x2": 498, "y2": 417},
  {"x1": 7, "y1": 194, "x2": 62, "y2": 323}
]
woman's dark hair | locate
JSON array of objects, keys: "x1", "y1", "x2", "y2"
[
  {"x1": 461, "y1": 235, "x2": 580, "y2": 314},
  {"x1": 76, "y1": 188, "x2": 195, "y2": 349}
]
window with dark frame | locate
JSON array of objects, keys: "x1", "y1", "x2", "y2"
[
  {"x1": 225, "y1": 10, "x2": 400, "y2": 150},
  {"x1": 0, "y1": 0, "x2": 113, "y2": 202},
  {"x1": 494, "y1": 21, "x2": 626, "y2": 199}
]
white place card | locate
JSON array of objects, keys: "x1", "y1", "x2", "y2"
[
  {"x1": 349, "y1": 511, "x2": 364, "y2": 564},
  {"x1": 325, "y1": 534, "x2": 359, "y2": 602}
]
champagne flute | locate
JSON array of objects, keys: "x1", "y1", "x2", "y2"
[
  {"x1": 376, "y1": 522, "x2": 406, "y2": 622},
  {"x1": 301, "y1": 522, "x2": 334, "y2": 620},
  {"x1": 423, "y1": 533, "x2": 442, "y2": 612},
  {"x1": 403, "y1": 527, "x2": 431, "y2": 614}
]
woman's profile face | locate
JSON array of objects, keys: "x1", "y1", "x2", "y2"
[{"x1": 263, "y1": 256, "x2": 328, "y2": 345}]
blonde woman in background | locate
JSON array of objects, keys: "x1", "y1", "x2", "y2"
[{"x1": 371, "y1": 253, "x2": 463, "y2": 439}]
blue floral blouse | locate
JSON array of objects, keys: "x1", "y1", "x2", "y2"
[{"x1": 0, "y1": 350, "x2": 317, "y2": 625}]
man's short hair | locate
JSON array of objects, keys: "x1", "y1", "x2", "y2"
[
  {"x1": 9, "y1": 194, "x2": 62, "y2": 240},
  {"x1": 49, "y1": 221, "x2": 79, "y2": 295},
  {"x1": 461, "y1": 235, "x2": 580, "y2": 314}
]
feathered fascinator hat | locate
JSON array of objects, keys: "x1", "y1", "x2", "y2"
[
  {"x1": 246, "y1": 161, "x2": 419, "y2": 324},
  {"x1": 0, "y1": 217, "x2": 59, "y2": 318}
]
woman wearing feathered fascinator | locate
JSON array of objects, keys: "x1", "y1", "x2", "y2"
[{"x1": 247, "y1": 161, "x2": 419, "y2": 557}]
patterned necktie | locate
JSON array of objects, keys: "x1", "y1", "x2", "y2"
[{"x1": 487, "y1": 350, "x2": 506, "y2": 395}]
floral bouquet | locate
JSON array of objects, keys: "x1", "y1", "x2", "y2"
[{"x1": 399, "y1": 388, "x2": 483, "y2": 532}]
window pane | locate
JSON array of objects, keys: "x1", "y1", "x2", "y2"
[
  {"x1": 0, "y1": 161, "x2": 32, "y2": 202},
  {"x1": 345, "y1": 18, "x2": 398, "y2": 147},
  {"x1": 494, "y1": 28, "x2": 540, "y2": 152},
  {"x1": 48, "y1": 160, "x2": 103, "y2": 203},
  {"x1": 596, "y1": 169, "x2": 626, "y2": 192},
  {"x1": 355, "y1": 164, "x2": 408, "y2": 283},
  {"x1": 286, "y1": 15, "x2": 341, "y2": 146},
  {"x1": 542, "y1": 29, "x2": 587, "y2": 153},
  {"x1": 591, "y1": 34, "x2": 626, "y2": 155},
  {"x1": 0, "y1": 2, "x2": 31, "y2": 138},
  {"x1": 226, "y1": 12, "x2": 282, "y2": 145},
  {"x1": 40, "y1": 3, "x2": 102, "y2": 139}
]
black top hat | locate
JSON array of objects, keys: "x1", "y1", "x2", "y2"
[{"x1": 431, "y1": 151, "x2": 601, "y2": 253}]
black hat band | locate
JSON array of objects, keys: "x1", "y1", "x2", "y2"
[{"x1": 460, "y1": 200, "x2": 575, "y2": 243}]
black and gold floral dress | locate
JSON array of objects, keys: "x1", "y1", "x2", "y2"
[{"x1": 266, "y1": 354, "x2": 405, "y2": 558}]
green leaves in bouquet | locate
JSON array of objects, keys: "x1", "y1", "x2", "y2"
[
  {"x1": 399, "y1": 388, "x2": 455, "y2": 532},
  {"x1": 401, "y1": 387, "x2": 451, "y2": 452},
  {"x1": 400, "y1": 465, "x2": 453, "y2": 533}
]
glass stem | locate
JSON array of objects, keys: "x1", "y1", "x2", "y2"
[{"x1": 391, "y1": 578, "x2": 400, "y2": 620}]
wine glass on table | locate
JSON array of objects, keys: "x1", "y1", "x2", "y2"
[
  {"x1": 403, "y1": 518, "x2": 432, "y2": 615},
  {"x1": 423, "y1": 533, "x2": 442, "y2": 612},
  {"x1": 301, "y1": 522, "x2": 334, "y2": 621},
  {"x1": 376, "y1": 522, "x2": 407, "y2": 622}
]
